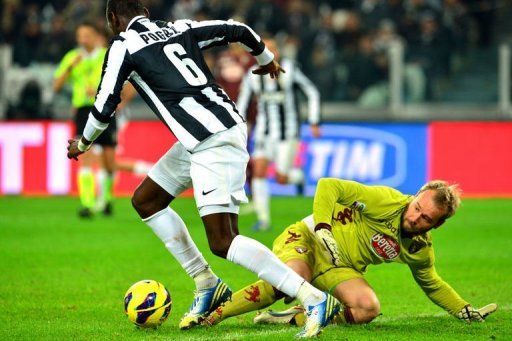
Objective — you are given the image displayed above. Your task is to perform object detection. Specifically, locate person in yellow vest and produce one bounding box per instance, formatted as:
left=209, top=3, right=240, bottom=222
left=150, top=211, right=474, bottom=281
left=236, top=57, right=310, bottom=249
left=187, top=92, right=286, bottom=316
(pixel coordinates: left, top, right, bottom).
left=204, top=178, right=497, bottom=327
left=54, top=22, right=117, bottom=218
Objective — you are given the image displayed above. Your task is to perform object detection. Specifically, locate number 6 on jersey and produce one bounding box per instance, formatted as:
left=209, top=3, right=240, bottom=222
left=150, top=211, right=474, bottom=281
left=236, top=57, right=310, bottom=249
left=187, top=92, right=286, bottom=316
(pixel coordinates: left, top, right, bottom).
left=164, top=43, right=207, bottom=86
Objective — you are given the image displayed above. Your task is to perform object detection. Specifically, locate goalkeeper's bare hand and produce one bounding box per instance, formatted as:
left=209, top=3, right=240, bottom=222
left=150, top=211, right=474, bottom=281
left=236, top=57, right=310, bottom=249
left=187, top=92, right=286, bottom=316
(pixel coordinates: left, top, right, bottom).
left=314, top=225, right=342, bottom=266
left=456, top=304, right=497, bottom=323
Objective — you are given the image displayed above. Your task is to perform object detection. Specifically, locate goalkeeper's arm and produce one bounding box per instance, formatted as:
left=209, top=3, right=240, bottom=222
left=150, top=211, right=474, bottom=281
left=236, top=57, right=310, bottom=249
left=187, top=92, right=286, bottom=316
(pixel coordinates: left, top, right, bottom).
left=410, top=263, right=497, bottom=322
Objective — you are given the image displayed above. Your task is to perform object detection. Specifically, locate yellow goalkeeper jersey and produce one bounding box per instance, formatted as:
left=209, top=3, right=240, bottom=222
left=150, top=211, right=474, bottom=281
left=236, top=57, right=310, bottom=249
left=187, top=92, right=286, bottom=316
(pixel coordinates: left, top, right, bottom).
left=311, top=178, right=467, bottom=315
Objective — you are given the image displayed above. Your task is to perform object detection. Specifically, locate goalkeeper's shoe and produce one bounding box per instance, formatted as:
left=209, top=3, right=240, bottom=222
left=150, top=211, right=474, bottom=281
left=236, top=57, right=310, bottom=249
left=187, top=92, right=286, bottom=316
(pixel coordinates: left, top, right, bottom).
left=296, top=293, right=341, bottom=338
left=456, top=303, right=498, bottom=323
left=179, top=279, right=232, bottom=330
left=254, top=305, right=306, bottom=326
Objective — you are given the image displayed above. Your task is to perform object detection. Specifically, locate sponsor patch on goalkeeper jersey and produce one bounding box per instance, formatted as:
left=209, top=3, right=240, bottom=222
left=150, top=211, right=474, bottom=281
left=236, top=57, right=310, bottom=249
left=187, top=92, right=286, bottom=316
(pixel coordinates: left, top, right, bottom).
left=370, top=233, right=400, bottom=260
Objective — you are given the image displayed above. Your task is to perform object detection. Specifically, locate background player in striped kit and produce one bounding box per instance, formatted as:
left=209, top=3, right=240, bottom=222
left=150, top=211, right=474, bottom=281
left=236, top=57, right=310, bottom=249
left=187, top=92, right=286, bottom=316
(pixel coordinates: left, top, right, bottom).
left=67, top=0, right=340, bottom=337
left=237, top=38, right=321, bottom=231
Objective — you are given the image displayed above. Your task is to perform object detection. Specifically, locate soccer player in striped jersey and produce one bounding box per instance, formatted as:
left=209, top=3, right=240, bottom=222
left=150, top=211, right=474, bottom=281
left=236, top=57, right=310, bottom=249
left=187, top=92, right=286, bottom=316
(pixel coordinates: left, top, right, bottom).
left=66, top=0, right=339, bottom=337
left=204, top=178, right=497, bottom=327
left=237, top=38, right=321, bottom=231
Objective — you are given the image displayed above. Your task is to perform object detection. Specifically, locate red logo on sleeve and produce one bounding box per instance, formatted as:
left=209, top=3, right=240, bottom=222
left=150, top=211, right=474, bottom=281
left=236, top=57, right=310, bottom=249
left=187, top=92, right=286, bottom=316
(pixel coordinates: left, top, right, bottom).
left=370, top=233, right=400, bottom=260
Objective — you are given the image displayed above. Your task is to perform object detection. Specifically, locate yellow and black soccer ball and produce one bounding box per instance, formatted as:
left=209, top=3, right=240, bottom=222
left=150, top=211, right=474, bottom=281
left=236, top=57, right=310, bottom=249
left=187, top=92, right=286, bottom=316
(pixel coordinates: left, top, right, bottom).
left=123, top=280, right=172, bottom=328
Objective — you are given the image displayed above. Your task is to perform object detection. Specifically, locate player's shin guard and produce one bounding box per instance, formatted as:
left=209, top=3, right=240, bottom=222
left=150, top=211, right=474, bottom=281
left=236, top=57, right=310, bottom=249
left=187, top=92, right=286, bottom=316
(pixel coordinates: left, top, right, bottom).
left=78, top=167, right=95, bottom=208
left=227, top=235, right=324, bottom=304
left=204, top=280, right=277, bottom=326
left=144, top=207, right=218, bottom=289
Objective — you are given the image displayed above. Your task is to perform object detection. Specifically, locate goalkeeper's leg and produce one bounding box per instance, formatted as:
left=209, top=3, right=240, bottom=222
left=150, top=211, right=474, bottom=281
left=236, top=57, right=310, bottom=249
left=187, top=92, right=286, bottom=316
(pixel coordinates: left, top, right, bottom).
left=204, top=259, right=313, bottom=326
left=254, top=277, right=380, bottom=326
left=331, top=277, right=380, bottom=324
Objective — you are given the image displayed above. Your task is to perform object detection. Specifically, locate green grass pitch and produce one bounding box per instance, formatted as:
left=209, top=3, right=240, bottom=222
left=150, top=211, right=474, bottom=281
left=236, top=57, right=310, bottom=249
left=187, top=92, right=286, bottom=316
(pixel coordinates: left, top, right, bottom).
left=0, top=196, right=510, bottom=340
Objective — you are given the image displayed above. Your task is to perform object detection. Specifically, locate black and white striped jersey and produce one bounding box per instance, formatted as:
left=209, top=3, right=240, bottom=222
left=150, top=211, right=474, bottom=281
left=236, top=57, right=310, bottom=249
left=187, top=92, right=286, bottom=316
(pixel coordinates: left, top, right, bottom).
left=91, top=16, right=274, bottom=151
left=236, top=58, right=320, bottom=142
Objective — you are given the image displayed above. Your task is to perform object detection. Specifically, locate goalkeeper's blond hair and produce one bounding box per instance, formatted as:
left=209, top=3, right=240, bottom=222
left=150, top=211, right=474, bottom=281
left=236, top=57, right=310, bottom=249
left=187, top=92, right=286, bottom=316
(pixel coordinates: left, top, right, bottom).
left=418, top=180, right=462, bottom=226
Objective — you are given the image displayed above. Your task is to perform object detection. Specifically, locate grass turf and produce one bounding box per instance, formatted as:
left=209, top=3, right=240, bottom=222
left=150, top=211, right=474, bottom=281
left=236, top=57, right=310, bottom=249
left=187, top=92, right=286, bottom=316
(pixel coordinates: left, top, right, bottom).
left=0, top=196, right=510, bottom=340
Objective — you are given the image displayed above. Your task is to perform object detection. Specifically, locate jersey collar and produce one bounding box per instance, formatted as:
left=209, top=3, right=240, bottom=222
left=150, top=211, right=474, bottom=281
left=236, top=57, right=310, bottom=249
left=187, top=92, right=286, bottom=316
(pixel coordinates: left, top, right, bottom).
left=126, top=15, right=147, bottom=30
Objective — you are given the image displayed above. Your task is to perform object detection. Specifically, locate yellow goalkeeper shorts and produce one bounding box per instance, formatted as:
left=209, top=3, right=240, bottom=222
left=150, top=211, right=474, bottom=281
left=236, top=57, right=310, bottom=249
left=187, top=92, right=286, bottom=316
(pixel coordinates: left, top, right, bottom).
left=272, top=220, right=363, bottom=294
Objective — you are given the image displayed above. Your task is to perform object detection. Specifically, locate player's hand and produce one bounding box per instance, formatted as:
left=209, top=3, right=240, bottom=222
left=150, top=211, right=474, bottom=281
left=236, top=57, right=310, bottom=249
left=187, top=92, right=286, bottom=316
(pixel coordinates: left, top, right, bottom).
left=311, top=124, right=321, bottom=138
left=456, top=304, right=497, bottom=323
left=314, top=225, right=342, bottom=267
left=67, top=138, right=85, bottom=161
left=252, top=60, right=285, bottom=79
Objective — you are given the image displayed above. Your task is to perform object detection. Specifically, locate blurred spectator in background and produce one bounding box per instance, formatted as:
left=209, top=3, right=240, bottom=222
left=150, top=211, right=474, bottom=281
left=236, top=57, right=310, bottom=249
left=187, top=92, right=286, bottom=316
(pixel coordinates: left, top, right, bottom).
left=0, top=0, right=507, bottom=106
left=246, top=0, right=286, bottom=35
left=12, top=3, right=42, bottom=67
left=442, top=0, right=470, bottom=56
left=467, top=0, right=497, bottom=47
left=345, top=34, right=388, bottom=106
left=407, top=12, right=452, bottom=99
left=1, top=0, right=25, bottom=44
left=37, top=15, right=74, bottom=63
left=61, top=0, right=103, bottom=25
left=171, top=0, right=202, bottom=20
left=375, top=19, right=426, bottom=102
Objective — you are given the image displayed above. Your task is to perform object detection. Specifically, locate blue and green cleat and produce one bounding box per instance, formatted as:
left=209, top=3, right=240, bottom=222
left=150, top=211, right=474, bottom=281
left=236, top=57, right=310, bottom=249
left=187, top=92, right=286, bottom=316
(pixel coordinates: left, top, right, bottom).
left=179, top=279, right=232, bottom=330
left=296, top=293, right=341, bottom=338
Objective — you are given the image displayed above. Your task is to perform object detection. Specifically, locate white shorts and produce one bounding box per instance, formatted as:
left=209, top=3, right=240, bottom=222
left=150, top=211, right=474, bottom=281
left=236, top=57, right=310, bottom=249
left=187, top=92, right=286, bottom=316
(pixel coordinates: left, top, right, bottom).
left=148, top=123, right=249, bottom=216
left=252, top=138, right=299, bottom=174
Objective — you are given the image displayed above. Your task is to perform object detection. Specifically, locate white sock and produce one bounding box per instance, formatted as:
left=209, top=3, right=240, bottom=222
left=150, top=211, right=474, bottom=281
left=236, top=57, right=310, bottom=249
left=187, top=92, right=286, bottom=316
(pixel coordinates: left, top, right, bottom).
left=288, top=168, right=304, bottom=184
left=193, top=267, right=218, bottom=290
left=227, top=235, right=325, bottom=305
left=297, top=281, right=326, bottom=307
left=133, top=161, right=153, bottom=176
left=144, top=207, right=218, bottom=289
left=252, top=177, right=270, bottom=224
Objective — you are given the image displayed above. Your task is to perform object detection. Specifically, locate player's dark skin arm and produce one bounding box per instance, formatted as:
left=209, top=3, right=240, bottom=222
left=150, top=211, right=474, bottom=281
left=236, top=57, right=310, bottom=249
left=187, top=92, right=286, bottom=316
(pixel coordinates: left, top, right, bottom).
left=132, top=177, right=239, bottom=258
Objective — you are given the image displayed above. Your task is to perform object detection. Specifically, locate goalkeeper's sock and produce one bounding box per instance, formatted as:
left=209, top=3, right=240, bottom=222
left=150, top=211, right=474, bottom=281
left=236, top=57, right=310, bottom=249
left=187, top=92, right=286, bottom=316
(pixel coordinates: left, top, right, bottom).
left=144, top=207, right=216, bottom=283
left=206, top=280, right=277, bottom=325
left=252, top=177, right=270, bottom=225
left=78, top=167, right=95, bottom=208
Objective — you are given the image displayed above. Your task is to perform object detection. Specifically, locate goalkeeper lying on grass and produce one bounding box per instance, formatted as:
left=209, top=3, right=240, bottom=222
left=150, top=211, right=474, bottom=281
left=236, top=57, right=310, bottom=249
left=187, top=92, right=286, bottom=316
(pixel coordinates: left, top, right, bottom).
left=204, top=178, right=497, bottom=327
